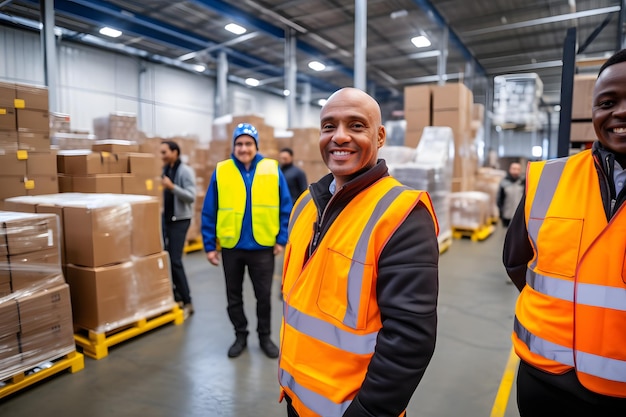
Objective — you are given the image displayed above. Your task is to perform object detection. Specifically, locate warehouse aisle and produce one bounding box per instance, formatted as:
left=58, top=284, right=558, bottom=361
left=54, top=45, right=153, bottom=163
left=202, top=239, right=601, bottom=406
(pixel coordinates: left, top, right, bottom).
left=0, top=226, right=522, bottom=417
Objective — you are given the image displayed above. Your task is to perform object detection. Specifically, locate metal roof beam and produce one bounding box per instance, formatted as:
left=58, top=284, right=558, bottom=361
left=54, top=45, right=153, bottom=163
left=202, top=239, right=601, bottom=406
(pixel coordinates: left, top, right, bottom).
left=463, top=6, right=621, bottom=37
left=410, top=0, right=486, bottom=75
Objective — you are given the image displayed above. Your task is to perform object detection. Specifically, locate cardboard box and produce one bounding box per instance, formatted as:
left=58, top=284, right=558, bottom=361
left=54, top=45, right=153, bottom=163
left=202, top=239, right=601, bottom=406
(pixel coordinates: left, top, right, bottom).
left=34, top=204, right=66, bottom=265
left=0, top=82, right=16, bottom=109
left=18, top=132, right=50, bottom=151
left=290, top=128, right=322, bottom=162
left=20, top=317, right=74, bottom=366
left=57, top=175, right=73, bottom=193
left=133, top=252, right=174, bottom=310
left=432, top=83, right=472, bottom=111
left=433, top=110, right=470, bottom=140
left=0, top=299, right=19, bottom=337
left=570, top=121, right=596, bottom=142
left=9, top=247, right=63, bottom=292
left=28, top=175, right=59, bottom=196
left=63, top=204, right=132, bottom=267
left=17, top=109, right=49, bottom=132
left=92, top=140, right=140, bottom=153
left=122, top=175, right=159, bottom=197
left=0, top=177, right=27, bottom=200
left=65, top=262, right=135, bottom=331
left=130, top=199, right=162, bottom=257
left=572, top=74, right=596, bottom=120
left=15, top=84, right=49, bottom=111
left=71, top=174, right=123, bottom=194
left=405, top=109, right=430, bottom=135
left=472, top=103, right=485, bottom=123
left=17, top=284, right=71, bottom=335
left=0, top=151, right=27, bottom=176
left=405, top=128, right=426, bottom=148
left=57, top=151, right=107, bottom=175
left=128, top=153, right=159, bottom=176
left=106, top=153, right=129, bottom=174
left=404, top=85, right=432, bottom=111
left=0, top=334, right=19, bottom=365
left=0, top=256, right=10, bottom=297
left=0, top=212, right=58, bottom=256
left=0, top=131, right=18, bottom=148
left=26, top=151, right=57, bottom=176
left=0, top=107, right=17, bottom=131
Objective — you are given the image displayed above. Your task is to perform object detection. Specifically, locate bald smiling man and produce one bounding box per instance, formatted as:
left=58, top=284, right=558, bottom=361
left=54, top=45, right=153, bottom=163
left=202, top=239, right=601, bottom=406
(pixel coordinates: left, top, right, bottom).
left=278, top=88, right=440, bottom=417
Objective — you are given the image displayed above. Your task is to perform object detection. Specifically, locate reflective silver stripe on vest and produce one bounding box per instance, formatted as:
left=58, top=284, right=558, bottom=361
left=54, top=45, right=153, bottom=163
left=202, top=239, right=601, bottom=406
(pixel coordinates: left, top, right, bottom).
left=527, top=270, right=626, bottom=311
left=514, top=316, right=575, bottom=366
left=280, top=368, right=350, bottom=417
left=528, top=158, right=567, bottom=270
left=288, top=193, right=312, bottom=236
left=576, top=350, right=626, bottom=383
left=516, top=317, right=626, bottom=382
left=285, top=305, right=377, bottom=355
left=344, top=186, right=412, bottom=328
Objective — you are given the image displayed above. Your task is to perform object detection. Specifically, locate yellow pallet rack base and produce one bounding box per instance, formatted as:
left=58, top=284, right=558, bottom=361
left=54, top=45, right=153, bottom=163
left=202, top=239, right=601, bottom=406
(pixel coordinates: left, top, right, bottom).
left=74, top=306, right=185, bottom=360
left=0, top=351, right=85, bottom=399
left=183, top=238, right=204, bottom=253
left=452, top=224, right=495, bottom=242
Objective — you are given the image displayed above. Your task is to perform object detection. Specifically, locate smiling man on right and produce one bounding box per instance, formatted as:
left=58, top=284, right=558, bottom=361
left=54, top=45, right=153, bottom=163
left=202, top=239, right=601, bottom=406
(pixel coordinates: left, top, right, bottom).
left=503, top=49, right=626, bottom=416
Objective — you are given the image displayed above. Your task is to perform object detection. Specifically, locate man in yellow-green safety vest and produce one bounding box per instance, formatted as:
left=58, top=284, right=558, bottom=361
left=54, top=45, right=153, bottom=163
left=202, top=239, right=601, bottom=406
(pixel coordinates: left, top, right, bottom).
left=201, top=123, right=293, bottom=359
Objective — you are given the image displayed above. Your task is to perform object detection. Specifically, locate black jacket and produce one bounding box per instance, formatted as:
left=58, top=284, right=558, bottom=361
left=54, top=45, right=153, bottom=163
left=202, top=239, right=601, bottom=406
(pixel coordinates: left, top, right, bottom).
left=306, top=160, right=439, bottom=417
left=281, top=163, right=308, bottom=203
left=503, top=141, right=626, bottom=402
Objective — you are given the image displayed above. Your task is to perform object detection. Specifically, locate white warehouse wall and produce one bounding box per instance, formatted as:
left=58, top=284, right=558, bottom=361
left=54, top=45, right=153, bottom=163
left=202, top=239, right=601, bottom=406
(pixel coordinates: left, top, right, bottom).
left=0, top=26, right=322, bottom=142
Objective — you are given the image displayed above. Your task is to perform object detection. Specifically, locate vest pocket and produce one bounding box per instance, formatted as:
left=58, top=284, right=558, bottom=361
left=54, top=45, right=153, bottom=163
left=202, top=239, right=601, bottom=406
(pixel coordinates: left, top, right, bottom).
left=317, top=248, right=373, bottom=330
left=531, top=217, right=583, bottom=278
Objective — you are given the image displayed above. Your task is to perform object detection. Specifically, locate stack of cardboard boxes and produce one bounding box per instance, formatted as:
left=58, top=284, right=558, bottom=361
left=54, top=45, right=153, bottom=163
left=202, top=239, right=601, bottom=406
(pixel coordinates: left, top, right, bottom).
left=474, top=167, right=507, bottom=222
left=285, top=128, right=329, bottom=183
left=0, top=83, right=58, bottom=200
left=3, top=194, right=175, bottom=333
left=404, top=83, right=478, bottom=192
left=56, top=140, right=161, bottom=197
left=0, top=211, right=75, bottom=381
left=570, top=74, right=597, bottom=143
left=449, top=191, right=491, bottom=230
left=93, top=112, right=139, bottom=141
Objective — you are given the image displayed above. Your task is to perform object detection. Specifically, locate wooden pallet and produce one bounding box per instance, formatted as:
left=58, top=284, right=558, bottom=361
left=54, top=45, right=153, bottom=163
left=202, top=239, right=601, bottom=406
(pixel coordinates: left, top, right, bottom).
left=74, top=306, right=184, bottom=360
left=183, top=238, right=204, bottom=253
left=0, top=351, right=84, bottom=399
left=452, top=224, right=495, bottom=242
left=438, top=230, right=453, bottom=254
left=487, top=216, right=500, bottom=225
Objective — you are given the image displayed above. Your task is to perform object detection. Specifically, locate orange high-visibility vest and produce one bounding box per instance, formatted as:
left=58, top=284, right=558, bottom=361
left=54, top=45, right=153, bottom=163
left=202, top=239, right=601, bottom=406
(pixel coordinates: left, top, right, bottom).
left=279, top=176, right=438, bottom=417
left=514, top=150, right=626, bottom=397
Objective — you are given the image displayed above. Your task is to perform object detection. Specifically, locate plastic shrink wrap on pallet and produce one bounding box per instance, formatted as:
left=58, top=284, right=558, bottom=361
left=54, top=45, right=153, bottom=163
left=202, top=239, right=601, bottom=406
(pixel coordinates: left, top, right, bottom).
left=2, top=193, right=176, bottom=335
left=0, top=211, right=74, bottom=382
left=449, top=191, right=491, bottom=230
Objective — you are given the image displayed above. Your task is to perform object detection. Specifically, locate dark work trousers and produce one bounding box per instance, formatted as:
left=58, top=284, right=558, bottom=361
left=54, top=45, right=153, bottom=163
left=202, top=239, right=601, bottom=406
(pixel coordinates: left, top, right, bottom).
left=517, top=361, right=626, bottom=417
left=162, top=218, right=192, bottom=305
left=221, top=248, right=275, bottom=337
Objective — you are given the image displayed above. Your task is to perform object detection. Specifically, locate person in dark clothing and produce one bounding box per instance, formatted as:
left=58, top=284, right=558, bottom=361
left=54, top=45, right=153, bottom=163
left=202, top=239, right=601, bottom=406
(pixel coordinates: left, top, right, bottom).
left=278, top=148, right=308, bottom=202
left=161, top=141, right=196, bottom=319
left=503, top=49, right=626, bottom=416
left=279, top=88, right=439, bottom=417
left=496, top=162, right=524, bottom=227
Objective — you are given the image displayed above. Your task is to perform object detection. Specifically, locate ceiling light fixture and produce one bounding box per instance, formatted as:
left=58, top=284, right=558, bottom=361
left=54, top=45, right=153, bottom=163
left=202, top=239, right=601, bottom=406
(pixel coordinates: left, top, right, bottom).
left=99, top=27, right=122, bottom=38
left=225, top=23, right=247, bottom=35
left=308, top=61, right=326, bottom=71
left=245, top=78, right=260, bottom=87
left=283, top=90, right=291, bottom=96
left=193, top=64, right=206, bottom=72
left=532, top=146, right=543, bottom=158
left=317, top=99, right=327, bottom=106
left=411, top=35, right=431, bottom=48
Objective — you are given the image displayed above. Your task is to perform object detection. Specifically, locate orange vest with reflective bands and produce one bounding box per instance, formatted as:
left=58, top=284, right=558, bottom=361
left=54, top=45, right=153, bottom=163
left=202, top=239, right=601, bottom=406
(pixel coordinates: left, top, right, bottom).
left=515, top=150, right=626, bottom=398
left=278, top=176, right=438, bottom=417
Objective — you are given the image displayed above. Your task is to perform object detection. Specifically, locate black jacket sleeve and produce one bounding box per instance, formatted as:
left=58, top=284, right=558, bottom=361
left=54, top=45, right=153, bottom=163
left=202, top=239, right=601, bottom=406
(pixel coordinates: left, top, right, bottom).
left=502, top=194, right=533, bottom=291
left=343, top=202, right=439, bottom=417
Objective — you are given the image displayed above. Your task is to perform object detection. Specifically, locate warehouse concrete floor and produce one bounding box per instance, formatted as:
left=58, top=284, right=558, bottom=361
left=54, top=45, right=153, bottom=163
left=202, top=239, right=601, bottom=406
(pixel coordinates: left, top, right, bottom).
left=0, top=225, right=521, bottom=417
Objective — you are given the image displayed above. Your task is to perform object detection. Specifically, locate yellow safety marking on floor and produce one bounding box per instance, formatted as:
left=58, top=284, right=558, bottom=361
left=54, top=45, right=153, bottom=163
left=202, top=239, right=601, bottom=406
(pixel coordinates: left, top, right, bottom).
left=490, top=346, right=519, bottom=417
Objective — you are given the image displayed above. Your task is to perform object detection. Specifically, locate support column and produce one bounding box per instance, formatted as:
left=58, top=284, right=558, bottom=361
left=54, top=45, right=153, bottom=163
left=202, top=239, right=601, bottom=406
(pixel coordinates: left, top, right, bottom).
left=40, top=0, right=58, bottom=111
left=285, top=28, right=297, bottom=128
left=557, top=27, right=576, bottom=158
left=302, top=83, right=311, bottom=127
left=216, top=51, right=228, bottom=117
left=354, top=0, right=367, bottom=90
left=437, top=26, right=449, bottom=86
